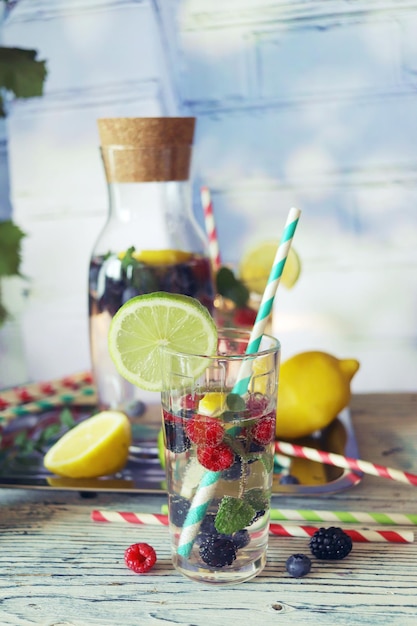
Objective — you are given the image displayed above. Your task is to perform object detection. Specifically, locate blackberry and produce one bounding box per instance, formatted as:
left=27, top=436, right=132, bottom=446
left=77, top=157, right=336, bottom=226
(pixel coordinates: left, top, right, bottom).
left=232, top=529, right=250, bottom=550
left=169, top=495, right=191, bottom=527
left=199, top=535, right=237, bottom=568
left=286, top=554, right=312, bottom=578
left=309, top=527, right=353, bottom=560
left=249, top=509, right=265, bottom=525
left=163, top=420, right=191, bottom=453
left=196, top=513, right=220, bottom=545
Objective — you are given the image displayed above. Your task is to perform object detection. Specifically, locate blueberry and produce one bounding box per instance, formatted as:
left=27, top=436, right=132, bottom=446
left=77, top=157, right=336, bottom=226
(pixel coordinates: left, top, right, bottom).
left=121, top=286, right=140, bottom=304
left=286, top=554, right=312, bottom=578
left=163, top=420, right=191, bottom=453
left=232, top=529, right=250, bottom=549
left=161, top=264, right=197, bottom=296
left=169, top=494, right=191, bottom=527
left=222, top=456, right=246, bottom=481
left=279, top=473, right=300, bottom=485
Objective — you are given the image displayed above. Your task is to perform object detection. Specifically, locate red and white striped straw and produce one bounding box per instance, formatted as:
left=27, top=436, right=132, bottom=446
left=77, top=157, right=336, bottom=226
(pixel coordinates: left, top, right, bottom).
left=275, top=440, right=417, bottom=487
left=201, top=186, right=222, bottom=271
left=90, top=510, right=413, bottom=543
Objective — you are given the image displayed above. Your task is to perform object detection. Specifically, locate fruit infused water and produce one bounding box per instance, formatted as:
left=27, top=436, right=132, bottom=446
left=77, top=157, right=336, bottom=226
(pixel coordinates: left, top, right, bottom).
left=89, top=249, right=214, bottom=412
left=160, top=329, right=280, bottom=585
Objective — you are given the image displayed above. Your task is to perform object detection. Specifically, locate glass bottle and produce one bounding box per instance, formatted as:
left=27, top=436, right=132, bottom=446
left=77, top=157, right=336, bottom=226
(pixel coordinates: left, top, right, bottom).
left=88, top=117, right=215, bottom=416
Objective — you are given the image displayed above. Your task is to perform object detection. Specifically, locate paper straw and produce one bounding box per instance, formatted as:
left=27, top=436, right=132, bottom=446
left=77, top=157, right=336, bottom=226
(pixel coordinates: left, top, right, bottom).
left=275, top=440, right=417, bottom=487
left=177, top=208, right=301, bottom=558
left=90, top=510, right=413, bottom=544
left=201, top=186, right=221, bottom=271
left=160, top=504, right=417, bottom=527
left=0, top=372, right=96, bottom=424
left=269, top=508, right=417, bottom=526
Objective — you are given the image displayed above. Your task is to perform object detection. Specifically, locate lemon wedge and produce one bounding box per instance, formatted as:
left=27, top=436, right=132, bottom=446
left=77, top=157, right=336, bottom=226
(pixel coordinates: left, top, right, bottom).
left=43, top=411, right=131, bottom=478
left=118, top=249, right=192, bottom=265
left=239, top=241, right=301, bottom=294
left=198, top=392, right=228, bottom=416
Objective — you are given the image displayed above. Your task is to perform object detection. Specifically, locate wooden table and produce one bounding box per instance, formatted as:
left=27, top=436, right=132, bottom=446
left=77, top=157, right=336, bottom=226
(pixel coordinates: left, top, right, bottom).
left=1, top=393, right=417, bottom=626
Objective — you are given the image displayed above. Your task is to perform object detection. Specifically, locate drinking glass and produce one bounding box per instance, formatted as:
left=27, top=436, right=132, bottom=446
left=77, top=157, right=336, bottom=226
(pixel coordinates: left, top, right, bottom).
left=160, top=329, right=280, bottom=584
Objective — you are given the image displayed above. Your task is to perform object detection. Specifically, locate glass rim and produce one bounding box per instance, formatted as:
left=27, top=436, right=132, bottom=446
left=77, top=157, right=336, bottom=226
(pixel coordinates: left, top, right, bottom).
left=161, top=327, right=281, bottom=361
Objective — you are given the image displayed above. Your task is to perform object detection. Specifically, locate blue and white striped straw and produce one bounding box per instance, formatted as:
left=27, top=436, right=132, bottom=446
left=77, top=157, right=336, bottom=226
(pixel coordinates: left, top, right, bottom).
left=176, top=207, right=301, bottom=558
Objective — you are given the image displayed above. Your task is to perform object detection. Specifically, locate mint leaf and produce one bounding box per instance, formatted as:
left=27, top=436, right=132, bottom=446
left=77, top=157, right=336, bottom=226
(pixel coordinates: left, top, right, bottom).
left=60, top=408, right=75, bottom=429
left=226, top=393, right=246, bottom=412
left=0, top=220, right=26, bottom=277
left=261, top=452, right=274, bottom=473
left=0, top=47, right=47, bottom=100
left=120, top=246, right=136, bottom=272
left=216, top=266, right=249, bottom=307
left=244, top=488, right=269, bottom=512
left=215, top=496, right=255, bottom=534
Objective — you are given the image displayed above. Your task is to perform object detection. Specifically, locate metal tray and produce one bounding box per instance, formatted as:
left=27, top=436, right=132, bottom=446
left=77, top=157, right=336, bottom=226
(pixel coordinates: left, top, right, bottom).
left=0, top=398, right=362, bottom=495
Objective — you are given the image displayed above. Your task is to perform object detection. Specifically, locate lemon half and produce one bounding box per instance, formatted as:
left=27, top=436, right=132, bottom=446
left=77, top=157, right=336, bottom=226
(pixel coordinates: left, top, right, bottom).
left=43, top=411, right=131, bottom=478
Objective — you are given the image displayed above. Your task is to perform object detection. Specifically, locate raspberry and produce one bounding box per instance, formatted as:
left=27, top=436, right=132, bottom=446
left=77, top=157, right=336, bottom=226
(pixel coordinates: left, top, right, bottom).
left=233, top=306, right=257, bottom=328
left=246, top=393, right=269, bottom=417
left=286, top=554, right=312, bottom=578
left=197, top=443, right=234, bottom=471
left=309, top=527, right=353, bottom=560
left=199, top=535, right=237, bottom=567
left=169, top=494, right=191, bottom=527
left=124, top=543, right=157, bottom=574
left=186, top=415, right=224, bottom=447
left=251, top=413, right=275, bottom=445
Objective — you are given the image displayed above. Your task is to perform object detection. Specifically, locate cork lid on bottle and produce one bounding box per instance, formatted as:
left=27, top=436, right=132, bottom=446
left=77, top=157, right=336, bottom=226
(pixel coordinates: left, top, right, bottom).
left=97, top=117, right=196, bottom=183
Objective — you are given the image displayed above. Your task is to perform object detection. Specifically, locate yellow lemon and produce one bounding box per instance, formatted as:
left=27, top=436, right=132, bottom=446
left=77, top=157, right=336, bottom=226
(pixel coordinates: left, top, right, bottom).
left=198, top=392, right=228, bottom=416
left=276, top=351, right=360, bottom=439
left=119, top=249, right=192, bottom=265
left=239, top=241, right=301, bottom=295
left=43, top=411, right=131, bottom=478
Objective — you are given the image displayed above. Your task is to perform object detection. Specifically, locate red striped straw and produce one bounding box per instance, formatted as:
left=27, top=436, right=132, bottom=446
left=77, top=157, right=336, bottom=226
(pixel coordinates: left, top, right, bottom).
left=201, top=186, right=222, bottom=271
left=90, top=510, right=413, bottom=543
left=275, top=440, right=417, bottom=487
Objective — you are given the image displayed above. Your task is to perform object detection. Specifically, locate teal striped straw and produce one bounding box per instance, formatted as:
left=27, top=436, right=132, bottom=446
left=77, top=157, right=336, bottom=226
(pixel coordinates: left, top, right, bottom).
left=176, top=207, right=301, bottom=558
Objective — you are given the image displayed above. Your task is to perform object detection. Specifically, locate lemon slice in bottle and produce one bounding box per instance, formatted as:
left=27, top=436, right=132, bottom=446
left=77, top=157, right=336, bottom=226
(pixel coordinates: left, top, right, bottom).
left=43, top=410, right=131, bottom=478
left=108, top=292, right=218, bottom=392
left=239, top=241, right=301, bottom=294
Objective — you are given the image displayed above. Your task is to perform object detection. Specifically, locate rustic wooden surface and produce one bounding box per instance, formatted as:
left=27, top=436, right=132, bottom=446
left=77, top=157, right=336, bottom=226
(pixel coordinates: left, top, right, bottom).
left=1, top=393, right=417, bottom=626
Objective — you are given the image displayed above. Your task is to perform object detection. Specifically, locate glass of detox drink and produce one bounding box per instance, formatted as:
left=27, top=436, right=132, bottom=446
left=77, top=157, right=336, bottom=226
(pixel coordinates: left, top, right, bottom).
left=160, top=329, right=280, bottom=585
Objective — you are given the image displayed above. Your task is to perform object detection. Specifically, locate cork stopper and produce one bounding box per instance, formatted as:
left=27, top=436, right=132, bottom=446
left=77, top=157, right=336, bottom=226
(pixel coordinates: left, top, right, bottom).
left=97, top=117, right=196, bottom=183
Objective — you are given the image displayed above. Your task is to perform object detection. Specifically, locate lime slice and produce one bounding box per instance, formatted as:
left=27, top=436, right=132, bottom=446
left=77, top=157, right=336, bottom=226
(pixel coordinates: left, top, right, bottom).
left=108, top=292, right=218, bottom=392
left=43, top=411, right=131, bottom=478
left=239, top=242, right=301, bottom=294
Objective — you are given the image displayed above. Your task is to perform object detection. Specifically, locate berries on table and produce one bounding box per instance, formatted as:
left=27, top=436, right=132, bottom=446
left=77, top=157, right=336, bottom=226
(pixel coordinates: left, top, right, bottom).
left=124, top=543, right=157, bottom=574
left=199, top=534, right=237, bottom=567
left=197, top=443, right=235, bottom=471
left=309, top=527, right=353, bottom=560
left=286, top=553, right=312, bottom=578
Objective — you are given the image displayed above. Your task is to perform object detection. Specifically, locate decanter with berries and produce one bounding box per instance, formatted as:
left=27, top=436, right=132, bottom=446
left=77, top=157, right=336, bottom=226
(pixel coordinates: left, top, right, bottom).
left=88, top=117, right=215, bottom=415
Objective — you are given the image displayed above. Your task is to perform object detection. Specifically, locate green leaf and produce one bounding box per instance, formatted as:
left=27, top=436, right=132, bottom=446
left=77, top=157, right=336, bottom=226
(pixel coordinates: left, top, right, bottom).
left=214, top=496, right=255, bottom=534
left=120, top=246, right=136, bottom=272
left=244, top=488, right=269, bottom=512
left=0, top=220, right=26, bottom=277
left=59, top=408, right=76, bottom=429
left=216, top=266, right=249, bottom=307
left=226, top=393, right=246, bottom=412
left=0, top=47, right=47, bottom=100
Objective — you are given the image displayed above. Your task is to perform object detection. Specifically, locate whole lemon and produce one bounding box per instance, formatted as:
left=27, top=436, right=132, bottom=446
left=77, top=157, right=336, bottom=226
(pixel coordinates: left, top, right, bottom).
left=276, top=351, right=360, bottom=439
